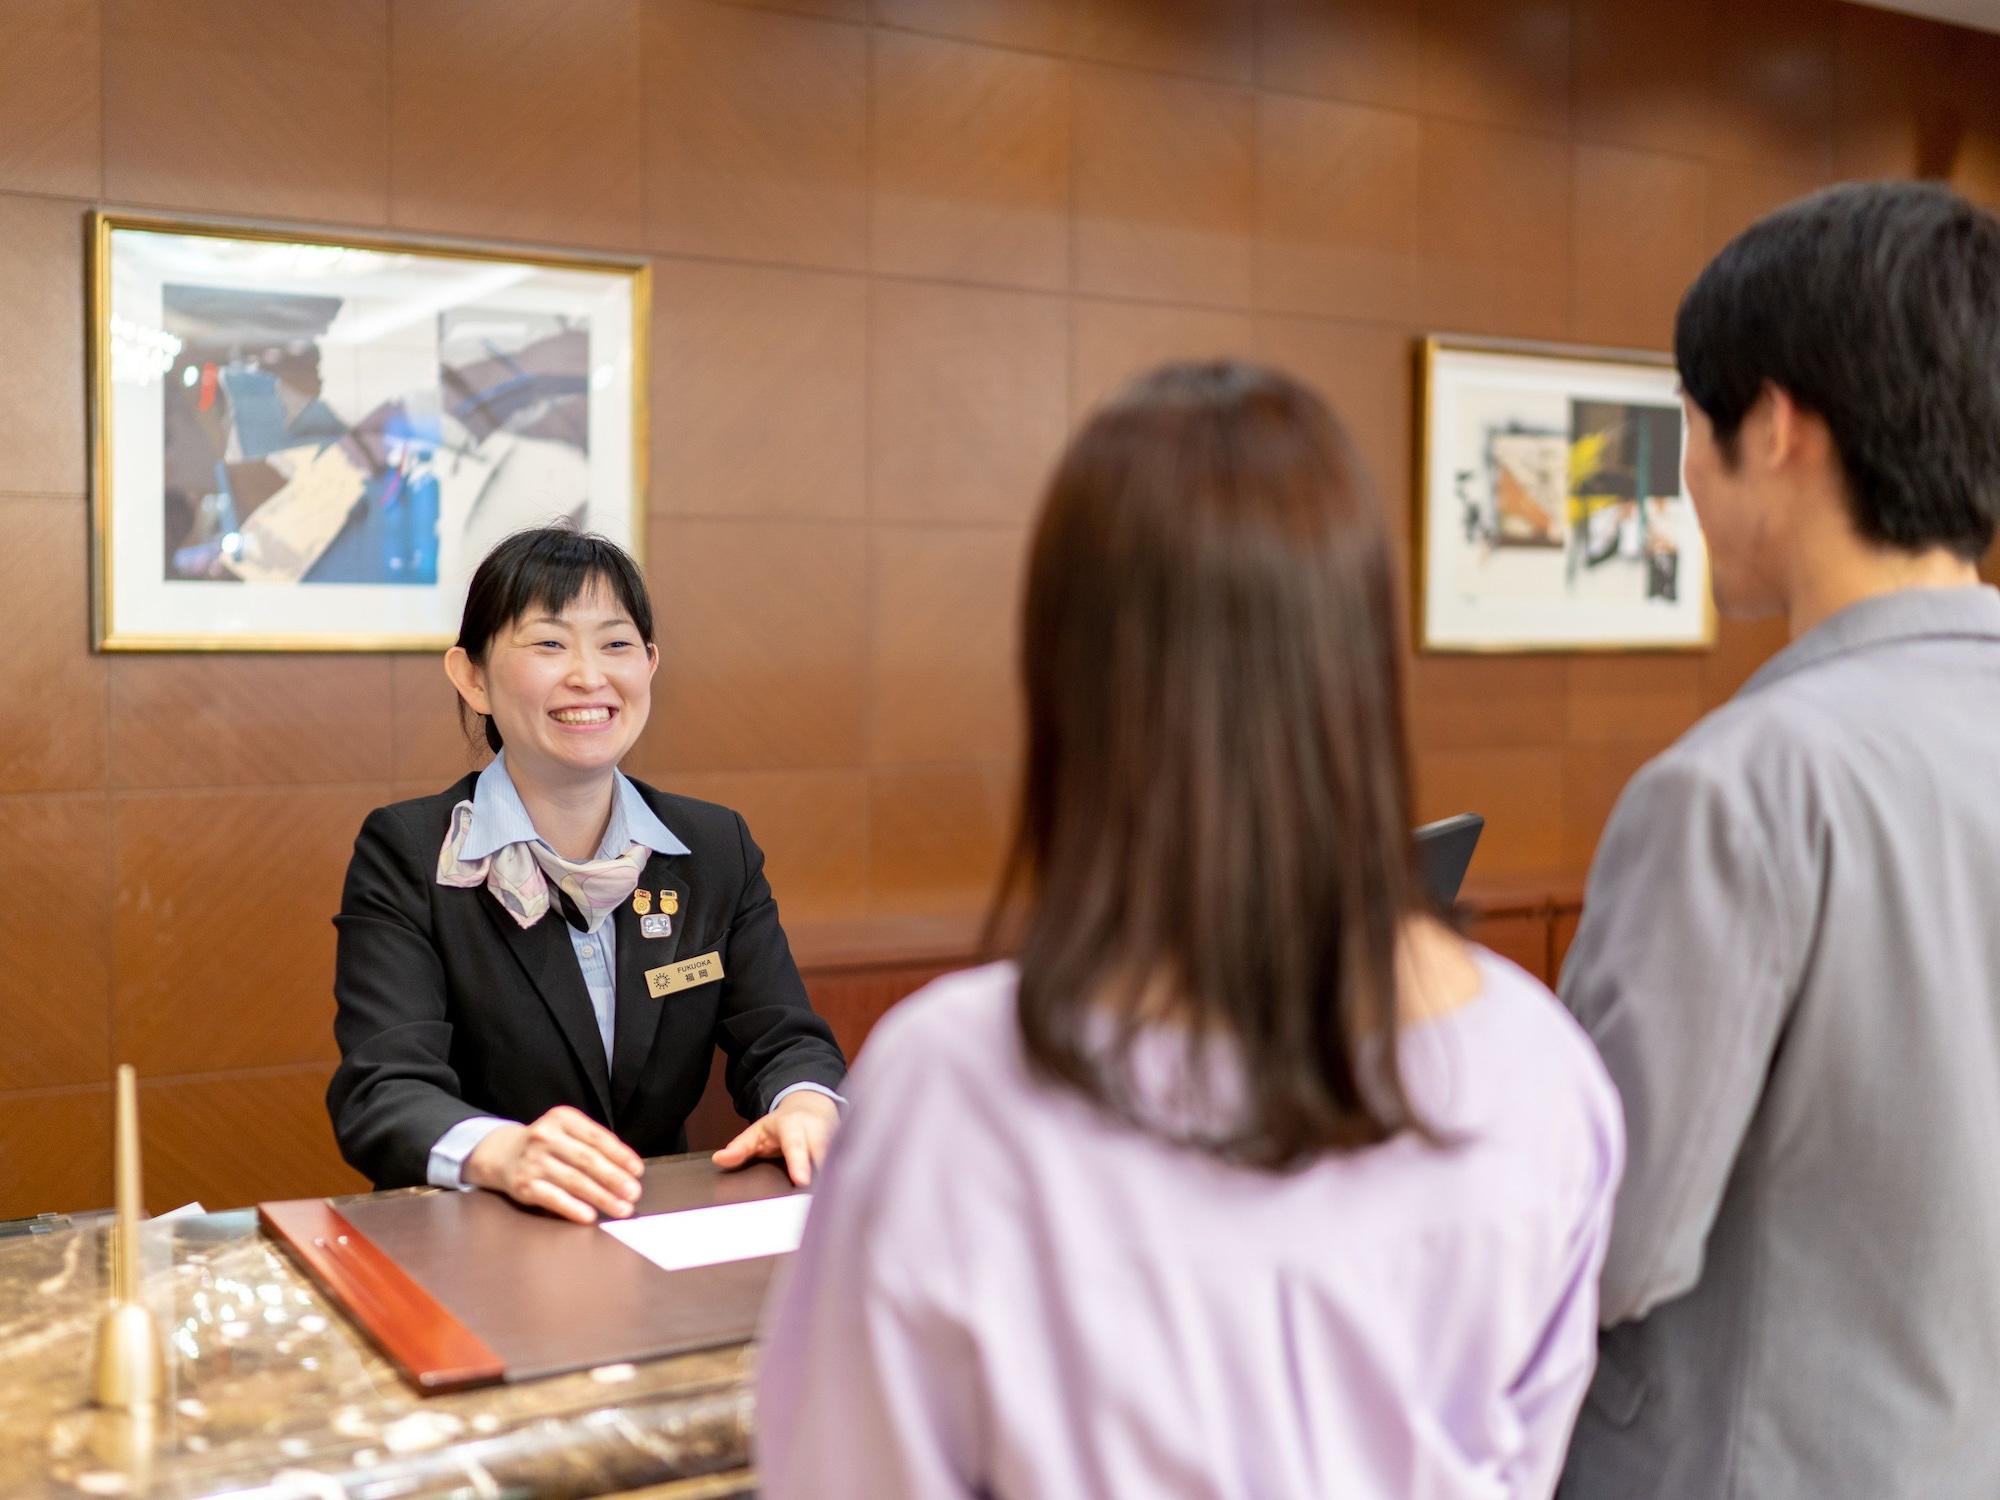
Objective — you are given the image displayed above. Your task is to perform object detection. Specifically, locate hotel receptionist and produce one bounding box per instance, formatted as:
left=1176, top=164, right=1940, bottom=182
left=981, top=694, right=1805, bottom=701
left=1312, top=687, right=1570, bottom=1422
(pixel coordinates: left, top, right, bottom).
left=327, top=527, right=847, bottom=1223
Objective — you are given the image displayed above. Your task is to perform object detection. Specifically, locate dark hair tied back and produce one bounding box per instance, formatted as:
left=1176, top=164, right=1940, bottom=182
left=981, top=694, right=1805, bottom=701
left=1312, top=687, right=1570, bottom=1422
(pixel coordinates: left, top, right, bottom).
left=453, top=526, right=656, bottom=755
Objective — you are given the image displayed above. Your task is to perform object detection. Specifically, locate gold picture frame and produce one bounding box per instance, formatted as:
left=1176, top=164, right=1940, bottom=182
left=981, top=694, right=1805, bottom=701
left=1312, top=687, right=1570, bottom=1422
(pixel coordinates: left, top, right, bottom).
left=90, top=211, right=650, bottom=651
left=1414, top=334, right=1717, bottom=654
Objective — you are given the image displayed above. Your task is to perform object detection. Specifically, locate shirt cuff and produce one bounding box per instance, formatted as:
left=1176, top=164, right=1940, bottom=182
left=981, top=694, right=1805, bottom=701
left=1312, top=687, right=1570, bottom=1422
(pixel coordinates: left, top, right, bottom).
left=426, top=1116, right=515, bottom=1191
left=770, top=1081, right=847, bottom=1115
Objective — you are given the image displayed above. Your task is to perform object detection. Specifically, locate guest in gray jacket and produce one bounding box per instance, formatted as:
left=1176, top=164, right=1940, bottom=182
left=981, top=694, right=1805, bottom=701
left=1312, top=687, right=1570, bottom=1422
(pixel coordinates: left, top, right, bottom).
left=1558, top=180, right=2000, bottom=1500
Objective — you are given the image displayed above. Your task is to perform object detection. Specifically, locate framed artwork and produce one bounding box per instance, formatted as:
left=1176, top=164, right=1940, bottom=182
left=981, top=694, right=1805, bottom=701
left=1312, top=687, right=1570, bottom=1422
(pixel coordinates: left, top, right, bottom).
left=91, top=213, right=648, bottom=651
left=1415, top=336, right=1715, bottom=653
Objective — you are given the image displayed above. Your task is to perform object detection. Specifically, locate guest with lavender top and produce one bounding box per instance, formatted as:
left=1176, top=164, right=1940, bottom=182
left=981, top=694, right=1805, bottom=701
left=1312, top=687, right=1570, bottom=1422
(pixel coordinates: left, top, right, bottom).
left=756, top=363, right=1625, bottom=1499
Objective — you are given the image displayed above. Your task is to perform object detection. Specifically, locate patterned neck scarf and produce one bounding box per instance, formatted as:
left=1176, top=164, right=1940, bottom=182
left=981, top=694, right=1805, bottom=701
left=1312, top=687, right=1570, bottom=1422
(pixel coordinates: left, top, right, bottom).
left=435, top=799, right=647, bottom=934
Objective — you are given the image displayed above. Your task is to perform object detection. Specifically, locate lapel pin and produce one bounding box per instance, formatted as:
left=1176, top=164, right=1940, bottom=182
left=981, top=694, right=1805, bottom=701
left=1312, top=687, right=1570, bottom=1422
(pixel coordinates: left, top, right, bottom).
left=661, top=889, right=680, bottom=916
left=640, top=912, right=673, bottom=940
left=632, top=889, right=652, bottom=916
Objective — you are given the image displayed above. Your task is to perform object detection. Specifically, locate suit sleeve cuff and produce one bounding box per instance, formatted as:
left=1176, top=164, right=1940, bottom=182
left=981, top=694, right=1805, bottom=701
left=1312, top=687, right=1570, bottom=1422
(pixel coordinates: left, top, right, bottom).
left=426, top=1116, right=514, bottom=1190
left=769, top=1081, right=847, bottom=1115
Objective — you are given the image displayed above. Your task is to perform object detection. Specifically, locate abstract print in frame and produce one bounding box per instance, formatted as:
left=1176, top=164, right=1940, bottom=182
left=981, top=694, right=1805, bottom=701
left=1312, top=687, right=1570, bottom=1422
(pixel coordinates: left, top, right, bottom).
left=1416, top=337, right=1714, bottom=653
left=92, top=213, right=647, bottom=650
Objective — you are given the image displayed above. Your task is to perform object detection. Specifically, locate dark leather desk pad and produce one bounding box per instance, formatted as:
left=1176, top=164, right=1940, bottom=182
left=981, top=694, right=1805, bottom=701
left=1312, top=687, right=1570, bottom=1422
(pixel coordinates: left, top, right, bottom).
left=335, top=1155, right=799, bottom=1384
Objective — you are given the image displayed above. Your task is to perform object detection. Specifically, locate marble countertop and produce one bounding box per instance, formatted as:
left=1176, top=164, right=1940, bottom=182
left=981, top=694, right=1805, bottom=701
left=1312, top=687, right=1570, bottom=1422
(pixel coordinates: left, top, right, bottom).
left=0, top=1193, right=759, bottom=1499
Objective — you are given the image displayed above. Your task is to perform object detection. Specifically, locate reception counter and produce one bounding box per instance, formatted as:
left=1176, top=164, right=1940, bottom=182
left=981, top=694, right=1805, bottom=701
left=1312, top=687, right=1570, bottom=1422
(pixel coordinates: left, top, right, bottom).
left=0, top=1178, right=761, bottom=1499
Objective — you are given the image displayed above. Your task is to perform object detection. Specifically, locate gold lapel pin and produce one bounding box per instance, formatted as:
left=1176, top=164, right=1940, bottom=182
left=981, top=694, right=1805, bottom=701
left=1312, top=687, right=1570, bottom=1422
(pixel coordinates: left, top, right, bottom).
left=661, top=889, right=680, bottom=916
left=632, top=889, right=652, bottom=916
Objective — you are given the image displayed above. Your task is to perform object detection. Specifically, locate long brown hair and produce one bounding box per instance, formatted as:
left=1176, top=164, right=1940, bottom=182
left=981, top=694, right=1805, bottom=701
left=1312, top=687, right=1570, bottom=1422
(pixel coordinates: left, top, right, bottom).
left=992, top=362, right=1431, bottom=1170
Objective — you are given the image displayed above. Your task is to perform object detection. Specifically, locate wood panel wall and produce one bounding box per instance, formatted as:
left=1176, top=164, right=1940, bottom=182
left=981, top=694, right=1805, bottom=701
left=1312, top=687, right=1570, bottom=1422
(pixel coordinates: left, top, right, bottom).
left=3, top=0, right=1998, bottom=1217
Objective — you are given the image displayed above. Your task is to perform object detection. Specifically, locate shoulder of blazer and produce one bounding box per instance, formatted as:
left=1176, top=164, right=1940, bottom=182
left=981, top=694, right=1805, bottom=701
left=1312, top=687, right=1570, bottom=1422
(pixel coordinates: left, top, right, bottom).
left=359, top=773, right=481, bottom=863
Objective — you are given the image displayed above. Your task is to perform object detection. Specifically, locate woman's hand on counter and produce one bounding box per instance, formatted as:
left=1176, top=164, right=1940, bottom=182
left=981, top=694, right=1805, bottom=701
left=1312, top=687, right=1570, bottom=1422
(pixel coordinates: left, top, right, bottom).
left=464, top=1105, right=645, bottom=1224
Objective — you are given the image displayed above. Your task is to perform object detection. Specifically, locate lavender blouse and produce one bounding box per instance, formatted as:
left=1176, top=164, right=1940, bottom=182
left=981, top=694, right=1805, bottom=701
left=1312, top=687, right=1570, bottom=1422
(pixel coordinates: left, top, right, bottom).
left=757, top=952, right=1622, bottom=1500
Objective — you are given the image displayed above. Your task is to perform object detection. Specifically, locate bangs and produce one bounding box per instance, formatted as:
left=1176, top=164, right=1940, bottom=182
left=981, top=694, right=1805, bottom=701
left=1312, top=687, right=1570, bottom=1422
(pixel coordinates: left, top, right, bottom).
left=458, top=527, right=656, bottom=657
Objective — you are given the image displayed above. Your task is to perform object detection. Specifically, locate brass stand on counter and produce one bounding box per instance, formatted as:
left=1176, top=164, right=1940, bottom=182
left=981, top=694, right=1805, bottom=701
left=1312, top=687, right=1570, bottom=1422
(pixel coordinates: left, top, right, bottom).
left=90, top=1065, right=166, bottom=1410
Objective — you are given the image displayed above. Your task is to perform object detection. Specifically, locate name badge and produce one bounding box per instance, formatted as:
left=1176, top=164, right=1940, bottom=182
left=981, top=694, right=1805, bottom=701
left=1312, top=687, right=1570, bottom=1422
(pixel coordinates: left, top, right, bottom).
left=646, top=951, right=723, bottom=999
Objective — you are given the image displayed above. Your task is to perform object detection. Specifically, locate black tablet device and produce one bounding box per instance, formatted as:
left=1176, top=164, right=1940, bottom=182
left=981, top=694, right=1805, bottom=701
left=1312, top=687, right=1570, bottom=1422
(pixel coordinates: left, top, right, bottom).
left=1414, top=813, right=1484, bottom=907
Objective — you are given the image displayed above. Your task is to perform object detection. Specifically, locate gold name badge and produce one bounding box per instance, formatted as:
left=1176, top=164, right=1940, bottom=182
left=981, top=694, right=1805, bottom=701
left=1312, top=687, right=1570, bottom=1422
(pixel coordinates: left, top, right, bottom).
left=645, top=951, right=723, bottom=999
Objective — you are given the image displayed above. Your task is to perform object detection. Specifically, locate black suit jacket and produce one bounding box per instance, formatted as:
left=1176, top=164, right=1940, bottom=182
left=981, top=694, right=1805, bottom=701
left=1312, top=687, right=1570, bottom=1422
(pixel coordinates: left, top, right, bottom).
left=327, top=773, right=847, bottom=1189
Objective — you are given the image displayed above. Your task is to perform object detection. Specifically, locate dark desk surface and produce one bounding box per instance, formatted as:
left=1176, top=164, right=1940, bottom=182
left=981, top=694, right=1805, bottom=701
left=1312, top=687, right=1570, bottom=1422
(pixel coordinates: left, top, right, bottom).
left=0, top=1158, right=760, bottom=1499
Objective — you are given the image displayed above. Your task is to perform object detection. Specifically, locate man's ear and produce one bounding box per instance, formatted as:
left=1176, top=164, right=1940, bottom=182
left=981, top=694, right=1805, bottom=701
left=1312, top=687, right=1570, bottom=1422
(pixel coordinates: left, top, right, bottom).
left=444, top=647, right=489, bottom=715
left=1761, top=382, right=1844, bottom=489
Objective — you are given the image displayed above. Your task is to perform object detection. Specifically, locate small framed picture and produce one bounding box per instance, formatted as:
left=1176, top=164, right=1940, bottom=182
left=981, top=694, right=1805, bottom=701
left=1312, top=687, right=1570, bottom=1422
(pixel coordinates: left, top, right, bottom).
left=1415, top=336, right=1715, bottom=653
left=90, top=212, right=648, bottom=651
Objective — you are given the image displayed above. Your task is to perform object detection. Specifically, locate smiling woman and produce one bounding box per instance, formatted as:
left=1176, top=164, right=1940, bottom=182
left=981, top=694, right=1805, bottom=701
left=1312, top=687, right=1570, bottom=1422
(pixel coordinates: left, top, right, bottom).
left=327, top=527, right=848, bottom=1223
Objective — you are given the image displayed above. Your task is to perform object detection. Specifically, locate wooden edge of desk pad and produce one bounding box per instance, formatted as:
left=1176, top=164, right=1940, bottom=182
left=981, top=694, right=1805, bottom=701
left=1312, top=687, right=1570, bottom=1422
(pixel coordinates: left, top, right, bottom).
left=259, top=1198, right=507, bottom=1392
left=268, top=1158, right=801, bottom=1393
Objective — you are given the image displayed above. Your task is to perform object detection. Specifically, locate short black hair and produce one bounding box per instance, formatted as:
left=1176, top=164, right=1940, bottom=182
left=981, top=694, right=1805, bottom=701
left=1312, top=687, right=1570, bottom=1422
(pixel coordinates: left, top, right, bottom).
left=1675, top=180, right=2000, bottom=561
left=453, top=526, right=655, bottom=754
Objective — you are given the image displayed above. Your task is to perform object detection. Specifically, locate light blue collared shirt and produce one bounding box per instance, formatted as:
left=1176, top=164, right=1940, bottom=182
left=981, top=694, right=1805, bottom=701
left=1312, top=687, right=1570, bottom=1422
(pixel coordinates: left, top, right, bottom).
left=428, top=754, right=838, bottom=1189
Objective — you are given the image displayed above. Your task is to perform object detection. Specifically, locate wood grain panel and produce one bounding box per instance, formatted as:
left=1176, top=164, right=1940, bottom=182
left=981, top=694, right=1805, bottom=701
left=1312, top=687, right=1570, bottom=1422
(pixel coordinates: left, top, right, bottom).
left=1254, top=0, right=1426, bottom=113
left=869, top=280, right=1068, bottom=524
left=109, top=656, right=393, bottom=789
left=0, top=498, right=105, bottom=792
left=870, top=527, right=1026, bottom=765
left=144, top=1065, right=366, bottom=1212
left=1418, top=120, right=1571, bottom=342
left=636, top=520, right=867, bottom=772
left=1074, top=0, right=1255, bottom=84
left=871, top=31, right=1070, bottom=291
left=1251, top=317, right=1414, bottom=527
left=1831, top=4, right=1956, bottom=180
left=1573, top=0, right=1714, bottom=159
left=1074, top=65, right=1255, bottom=307
left=867, top=764, right=1014, bottom=917
left=1565, top=655, right=1704, bottom=747
left=0, top=1086, right=111, bottom=1219
left=1419, top=0, right=1572, bottom=137
left=652, top=770, right=868, bottom=924
left=1560, top=740, right=1659, bottom=871
left=1551, top=905, right=1582, bottom=986
left=651, top=259, right=867, bottom=520
left=1707, top=0, right=1837, bottom=179
left=114, top=788, right=385, bottom=1076
left=806, top=962, right=961, bottom=1056
left=711, top=0, right=864, bottom=18
left=1415, top=747, right=1564, bottom=876
left=103, top=0, right=388, bottom=222
left=1408, top=655, right=1567, bottom=752
left=0, top=796, right=112, bottom=1091
left=391, top=654, right=486, bottom=788
left=1953, top=29, right=2000, bottom=191
left=392, top=0, right=642, bottom=245
left=1703, top=161, right=1823, bottom=256
left=643, top=0, right=867, bottom=268
left=873, top=0, right=1073, bottom=53
left=1570, top=145, right=1707, bottom=352
left=0, top=194, right=86, bottom=498
left=1071, top=300, right=1256, bottom=423
left=1255, top=94, right=1421, bottom=323
left=1462, top=911, right=1551, bottom=985
left=0, top=0, right=100, bottom=197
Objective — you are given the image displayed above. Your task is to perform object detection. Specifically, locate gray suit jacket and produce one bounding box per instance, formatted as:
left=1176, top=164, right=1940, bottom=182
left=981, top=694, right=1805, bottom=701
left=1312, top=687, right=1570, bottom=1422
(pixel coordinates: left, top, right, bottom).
left=1558, top=586, right=2000, bottom=1500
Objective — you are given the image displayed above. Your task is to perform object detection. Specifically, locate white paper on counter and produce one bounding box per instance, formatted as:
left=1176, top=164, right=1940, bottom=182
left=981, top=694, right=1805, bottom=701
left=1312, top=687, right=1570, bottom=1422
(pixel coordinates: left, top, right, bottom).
left=599, top=1194, right=811, bottom=1273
